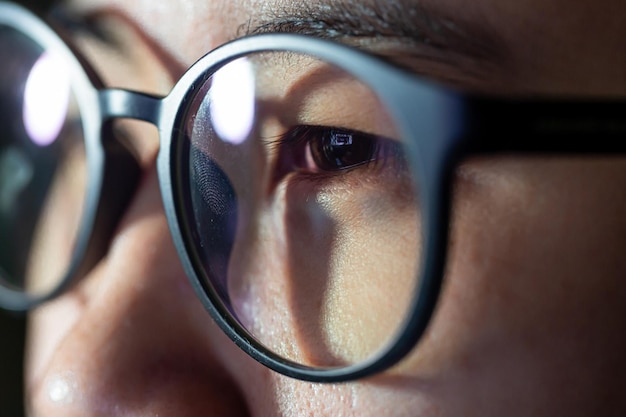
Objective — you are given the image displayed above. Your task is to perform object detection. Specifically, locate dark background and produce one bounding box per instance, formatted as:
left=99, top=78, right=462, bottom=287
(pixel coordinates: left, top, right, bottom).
left=2, top=2, right=56, bottom=416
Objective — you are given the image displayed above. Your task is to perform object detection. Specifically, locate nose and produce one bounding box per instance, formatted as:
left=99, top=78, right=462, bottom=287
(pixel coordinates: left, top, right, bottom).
left=25, top=165, right=251, bottom=416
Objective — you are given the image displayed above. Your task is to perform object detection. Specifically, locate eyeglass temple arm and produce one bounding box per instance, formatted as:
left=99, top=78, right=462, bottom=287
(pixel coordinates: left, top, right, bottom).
left=461, top=99, right=626, bottom=154
left=97, top=89, right=626, bottom=154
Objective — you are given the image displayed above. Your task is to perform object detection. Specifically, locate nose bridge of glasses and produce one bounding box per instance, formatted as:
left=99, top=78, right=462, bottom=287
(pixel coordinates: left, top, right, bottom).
left=98, top=89, right=163, bottom=125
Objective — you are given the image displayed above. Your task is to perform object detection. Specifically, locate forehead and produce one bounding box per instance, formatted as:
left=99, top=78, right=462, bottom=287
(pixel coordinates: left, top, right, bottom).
left=65, top=0, right=626, bottom=95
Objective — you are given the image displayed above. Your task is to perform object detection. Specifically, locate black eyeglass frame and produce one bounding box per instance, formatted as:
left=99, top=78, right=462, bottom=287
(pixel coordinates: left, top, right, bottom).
left=1, top=1, right=624, bottom=383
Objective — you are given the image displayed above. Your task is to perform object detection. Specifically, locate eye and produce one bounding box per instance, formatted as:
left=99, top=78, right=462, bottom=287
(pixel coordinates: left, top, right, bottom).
left=309, top=127, right=376, bottom=172
left=285, top=125, right=379, bottom=173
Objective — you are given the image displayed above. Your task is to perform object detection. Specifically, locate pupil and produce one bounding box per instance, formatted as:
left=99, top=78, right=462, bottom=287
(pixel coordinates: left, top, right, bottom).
left=313, top=128, right=375, bottom=171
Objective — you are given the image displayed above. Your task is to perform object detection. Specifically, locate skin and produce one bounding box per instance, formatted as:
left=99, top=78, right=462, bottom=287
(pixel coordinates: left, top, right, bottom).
left=24, top=0, right=626, bottom=416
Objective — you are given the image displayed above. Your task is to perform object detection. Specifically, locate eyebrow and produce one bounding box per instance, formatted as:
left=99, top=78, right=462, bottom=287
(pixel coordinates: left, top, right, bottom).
left=52, top=0, right=505, bottom=90
left=240, top=0, right=504, bottom=61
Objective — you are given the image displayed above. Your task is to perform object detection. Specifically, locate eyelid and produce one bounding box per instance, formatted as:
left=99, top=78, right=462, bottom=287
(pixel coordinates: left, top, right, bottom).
left=51, top=7, right=186, bottom=88
left=278, top=125, right=383, bottom=149
left=50, top=8, right=118, bottom=46
left=360, top=43, right=504, bottom=93
left=52, top=7, right=499, bottom=96
left=276, top=125, right=405, bottom=173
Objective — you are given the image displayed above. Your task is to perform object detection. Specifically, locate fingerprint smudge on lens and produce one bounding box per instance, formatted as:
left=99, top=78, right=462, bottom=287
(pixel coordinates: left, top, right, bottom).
left=190, top=146, right=238, bottom=304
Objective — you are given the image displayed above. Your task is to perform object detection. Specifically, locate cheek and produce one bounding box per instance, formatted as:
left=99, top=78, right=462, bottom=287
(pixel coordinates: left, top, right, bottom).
left=289, top=175, right=420, bottom=364
left=25, top=274, right=92, bottom=390
left=395, top=157, right=626, bottom=413
left=447, top=157, right=626, bottom=341
left=225, top=167, right=420, bottom=366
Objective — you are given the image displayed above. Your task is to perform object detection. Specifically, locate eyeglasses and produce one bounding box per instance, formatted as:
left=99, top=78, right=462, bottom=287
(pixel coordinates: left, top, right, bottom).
left=1, top=1, right=624, bottom=382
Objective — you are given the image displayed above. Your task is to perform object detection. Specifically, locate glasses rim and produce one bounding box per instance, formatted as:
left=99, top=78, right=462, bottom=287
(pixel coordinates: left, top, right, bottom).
left=1, top=1, right=625, bottom=382
left=0, top=1, right=114, bottom=309
left=155, top=26, right=455, bottom=383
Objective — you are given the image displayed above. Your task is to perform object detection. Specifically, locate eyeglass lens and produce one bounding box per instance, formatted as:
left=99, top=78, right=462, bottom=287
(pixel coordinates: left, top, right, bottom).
left=180, top=53, right=423, bottom=368
left=0, top=25, right=88, bottom=298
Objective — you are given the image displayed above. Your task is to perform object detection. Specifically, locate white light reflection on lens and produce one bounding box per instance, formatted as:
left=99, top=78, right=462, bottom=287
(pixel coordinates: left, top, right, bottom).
left=209, top=58, right=255, bottom=145
left=22, top=52, right=71, bottom=147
